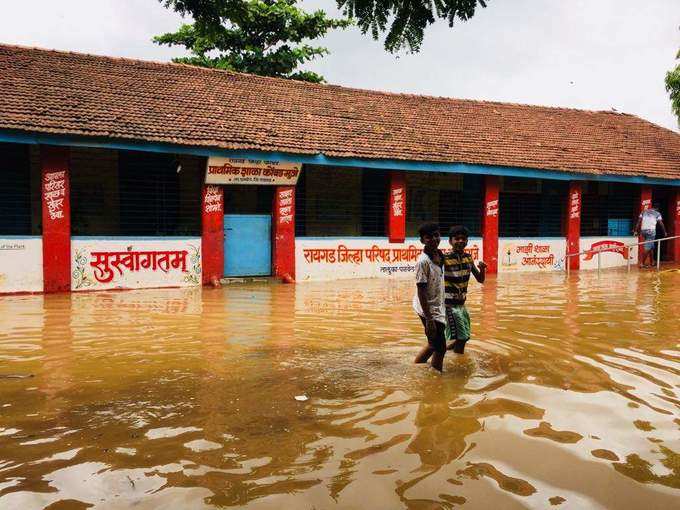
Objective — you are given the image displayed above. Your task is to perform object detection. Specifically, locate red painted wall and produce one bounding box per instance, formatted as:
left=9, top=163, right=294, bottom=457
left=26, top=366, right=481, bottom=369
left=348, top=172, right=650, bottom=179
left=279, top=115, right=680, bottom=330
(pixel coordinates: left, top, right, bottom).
left=671, top=190, right=680, bottom=262
left=638, top=186, right=652, bottom=215
left=636, top=186, right=653, bottom=264
left=201, top=184, right=224, bottom=284
left=482, top=175, right=500, bottom=274
left=566, top=181, right=582, bottom=271
left=388, top=171, right=406, bottom=243
left=273, top=186, right=295, bottom=280
left=41, top=146, right=71, bottom=293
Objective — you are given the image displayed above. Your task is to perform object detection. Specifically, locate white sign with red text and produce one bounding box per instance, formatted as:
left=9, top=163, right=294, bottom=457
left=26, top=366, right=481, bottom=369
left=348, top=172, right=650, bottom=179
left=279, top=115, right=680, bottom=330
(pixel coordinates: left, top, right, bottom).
left=71, top=238, right=202, bottom=291
left=391, top=186, right=405, bottom=217
left=569, top=190, right=581, bottom=220
left=276, top=188, right=295, bottom=226
left=580, top=237, right=638, bottom=270
left=296, top=238, right=483, bottom=281
left=485, top=199, right=499, bottom=218
left=43, top=170, right=67, bottom=221
left=203, top=185, right=223, bottom=214
left=498, top=239, right=566, bottom=272
left=0, top=238, right=43, bottom=293
left=206, top=158, right=301, bottom=186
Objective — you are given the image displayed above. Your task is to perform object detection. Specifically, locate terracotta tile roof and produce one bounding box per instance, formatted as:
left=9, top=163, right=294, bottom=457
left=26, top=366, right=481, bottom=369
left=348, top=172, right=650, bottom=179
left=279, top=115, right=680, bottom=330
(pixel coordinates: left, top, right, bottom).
left=1, top=43, right=679, bottom=180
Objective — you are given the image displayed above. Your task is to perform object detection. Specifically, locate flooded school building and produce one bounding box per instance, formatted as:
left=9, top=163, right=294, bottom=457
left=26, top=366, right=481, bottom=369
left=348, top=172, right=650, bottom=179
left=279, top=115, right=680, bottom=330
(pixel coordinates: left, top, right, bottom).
left=1, top=44, right=679, bottom=294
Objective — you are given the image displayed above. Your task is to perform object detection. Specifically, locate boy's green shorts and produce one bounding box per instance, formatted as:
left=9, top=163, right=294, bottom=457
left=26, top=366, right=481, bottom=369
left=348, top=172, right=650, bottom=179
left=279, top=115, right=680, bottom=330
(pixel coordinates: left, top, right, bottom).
left=445, top=305, right=471, bottom=342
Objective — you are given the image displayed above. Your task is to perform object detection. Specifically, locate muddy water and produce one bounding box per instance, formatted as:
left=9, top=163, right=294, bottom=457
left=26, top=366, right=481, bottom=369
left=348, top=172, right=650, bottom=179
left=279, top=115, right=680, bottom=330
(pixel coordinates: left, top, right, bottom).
left=0, top=270, right=678, bottom=509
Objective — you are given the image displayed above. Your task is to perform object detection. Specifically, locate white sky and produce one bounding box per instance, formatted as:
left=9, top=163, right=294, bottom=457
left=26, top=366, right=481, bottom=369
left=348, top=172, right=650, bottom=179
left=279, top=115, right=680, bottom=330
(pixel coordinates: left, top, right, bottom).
left=2, top=0, right=679, bottom=131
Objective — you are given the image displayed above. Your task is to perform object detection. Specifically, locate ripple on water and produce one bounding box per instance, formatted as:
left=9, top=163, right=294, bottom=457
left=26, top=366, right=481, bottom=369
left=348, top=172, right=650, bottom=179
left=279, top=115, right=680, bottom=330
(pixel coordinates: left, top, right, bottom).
left=144, top=426, right=202, bottom=440
left=0, top=273, right=679, bottom=508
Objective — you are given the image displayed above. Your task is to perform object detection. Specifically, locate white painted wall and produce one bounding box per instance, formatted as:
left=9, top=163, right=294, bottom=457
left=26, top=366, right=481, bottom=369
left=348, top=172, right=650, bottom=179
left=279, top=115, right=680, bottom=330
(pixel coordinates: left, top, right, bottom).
left=498, top=238, right=566, bottom=273
left=3, top=235, right=640, bottom=293
left=71, top=238, right=202, bottom=291
left=0, top=237, right=43, bottom=293
left=580, top=236, right=638, bottom=270
left=296, top=238, right=483, bottom=282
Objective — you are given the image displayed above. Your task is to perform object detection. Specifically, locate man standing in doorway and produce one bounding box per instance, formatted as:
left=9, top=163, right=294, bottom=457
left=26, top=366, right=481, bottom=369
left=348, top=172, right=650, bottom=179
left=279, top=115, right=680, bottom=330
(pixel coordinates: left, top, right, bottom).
left=634, top=202, right=667, bottom=268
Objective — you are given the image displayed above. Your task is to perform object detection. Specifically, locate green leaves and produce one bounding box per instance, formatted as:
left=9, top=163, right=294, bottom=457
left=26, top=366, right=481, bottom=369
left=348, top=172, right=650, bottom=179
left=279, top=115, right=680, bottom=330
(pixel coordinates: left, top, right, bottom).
left=156, top=0, right=351, bottom=82
left=156, top=0, right=489, bottom=78
left=337, top=0, right=488, bottom=53
left=666, top=51, right=680, bottom=126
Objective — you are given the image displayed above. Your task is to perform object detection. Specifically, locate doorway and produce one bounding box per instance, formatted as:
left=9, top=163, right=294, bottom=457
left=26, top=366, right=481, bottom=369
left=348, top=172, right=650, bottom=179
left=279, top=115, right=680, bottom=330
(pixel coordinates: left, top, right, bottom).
left=223, top=214, right=272, bottom=276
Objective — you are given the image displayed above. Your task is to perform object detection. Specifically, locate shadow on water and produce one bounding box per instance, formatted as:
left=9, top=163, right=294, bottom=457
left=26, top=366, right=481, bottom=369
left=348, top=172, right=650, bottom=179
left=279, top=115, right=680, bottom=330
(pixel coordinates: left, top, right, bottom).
left=0, top=269, right=678, bottom=508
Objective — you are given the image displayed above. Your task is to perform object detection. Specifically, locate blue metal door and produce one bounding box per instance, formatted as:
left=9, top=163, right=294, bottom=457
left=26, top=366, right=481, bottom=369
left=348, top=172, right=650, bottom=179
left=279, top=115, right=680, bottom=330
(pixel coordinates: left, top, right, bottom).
left=224, top=214, right=272, bottom=276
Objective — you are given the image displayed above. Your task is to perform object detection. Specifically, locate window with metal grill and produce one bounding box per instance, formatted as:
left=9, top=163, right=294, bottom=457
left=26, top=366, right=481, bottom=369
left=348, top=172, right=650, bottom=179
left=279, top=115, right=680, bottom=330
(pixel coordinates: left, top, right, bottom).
left=406, top=172, right=479, bottom=237
left=71, top=148, right=202, bottom=236
left=295, top=167, right=307, bottom=237
left=296, top=168, right=484, bottom=238
left=439, top=174, right=483, bottom=237
left=223, top=185, right=273, bottom=214
left=298, top=165, right=361, bottom=236
left=499, top=178, right=566, bottom=237
left=295, top=165, right=386, bottom=237
left=71, top=148, right=119, bottom=236
left=580, top=182, right=635, bottom=236
left=119, top=151, right=201, bottom=236
left=361, top=169, right=387, bottom=237
left=0, top=143, right=37, bottom=235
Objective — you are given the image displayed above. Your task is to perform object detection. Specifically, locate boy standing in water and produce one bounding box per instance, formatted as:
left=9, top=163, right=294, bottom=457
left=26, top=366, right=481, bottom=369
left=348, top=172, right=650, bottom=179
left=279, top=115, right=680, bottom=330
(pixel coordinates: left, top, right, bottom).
left=444, top=226, right=486, bottom=354
left=413, top=222, right=447, bottom=372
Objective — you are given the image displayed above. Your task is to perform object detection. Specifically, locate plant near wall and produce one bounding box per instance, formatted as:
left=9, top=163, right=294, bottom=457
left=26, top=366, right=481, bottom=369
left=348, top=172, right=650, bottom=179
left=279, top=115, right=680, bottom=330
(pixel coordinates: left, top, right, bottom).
left=155, top=0, right=351, bottom=83
left=666, top=49, right=680, bottom=126
left=337, top=0, right=488, bottom=52
left=183, top=244, right=202, bottom=285
left=72, top=250, right=94, bottom=289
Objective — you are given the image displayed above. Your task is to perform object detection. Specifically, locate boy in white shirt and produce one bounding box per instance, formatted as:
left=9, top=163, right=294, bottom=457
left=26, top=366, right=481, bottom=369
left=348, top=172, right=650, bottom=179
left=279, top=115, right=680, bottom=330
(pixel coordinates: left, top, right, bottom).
left=413, top=222, right=447, bottom=372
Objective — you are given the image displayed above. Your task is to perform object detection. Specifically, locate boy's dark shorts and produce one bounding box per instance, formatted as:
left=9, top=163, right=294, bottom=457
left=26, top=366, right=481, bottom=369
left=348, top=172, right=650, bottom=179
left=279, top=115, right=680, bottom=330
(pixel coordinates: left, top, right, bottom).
left=419, top=317, right=447, bottom=354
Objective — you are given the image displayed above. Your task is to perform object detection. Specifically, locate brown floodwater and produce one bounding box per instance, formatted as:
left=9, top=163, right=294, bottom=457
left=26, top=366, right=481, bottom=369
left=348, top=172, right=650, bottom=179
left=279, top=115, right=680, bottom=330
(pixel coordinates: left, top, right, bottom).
left=0, top=269, right=679, bottom=509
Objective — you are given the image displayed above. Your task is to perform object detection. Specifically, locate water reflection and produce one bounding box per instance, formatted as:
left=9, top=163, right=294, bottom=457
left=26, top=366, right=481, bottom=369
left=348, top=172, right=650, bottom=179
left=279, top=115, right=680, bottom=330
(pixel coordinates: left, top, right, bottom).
left=0, top=269, right=678, bottom=508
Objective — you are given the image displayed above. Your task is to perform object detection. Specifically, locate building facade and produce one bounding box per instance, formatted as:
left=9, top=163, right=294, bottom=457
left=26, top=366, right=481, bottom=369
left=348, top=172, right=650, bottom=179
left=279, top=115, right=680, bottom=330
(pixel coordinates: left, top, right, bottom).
left=1, top=44, right=679, bottom=294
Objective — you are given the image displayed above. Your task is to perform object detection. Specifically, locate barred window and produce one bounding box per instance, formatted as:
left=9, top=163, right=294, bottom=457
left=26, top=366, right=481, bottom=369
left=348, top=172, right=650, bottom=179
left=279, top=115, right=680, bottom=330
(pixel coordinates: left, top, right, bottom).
left=71, top=148, right=202, bottom=236
left=581, top=182, right=635, bottom=236
left=0, top=142, right=38, bottom=235
left=439, top=174, right=483, bottom=237
left=500, top=178, right=566, bottom=237
left=224, top=185, right=273, bottom=214
left=296, top=165, right=386, bottom=237
left=361, top=169, right=387, bottom=237
left=406, top=172, right=481, bottom=237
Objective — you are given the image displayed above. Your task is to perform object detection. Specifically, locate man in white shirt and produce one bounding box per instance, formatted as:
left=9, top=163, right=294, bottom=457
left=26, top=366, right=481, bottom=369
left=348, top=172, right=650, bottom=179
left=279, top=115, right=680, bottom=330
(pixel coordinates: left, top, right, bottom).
left=634, top=202, right=667, bottom=268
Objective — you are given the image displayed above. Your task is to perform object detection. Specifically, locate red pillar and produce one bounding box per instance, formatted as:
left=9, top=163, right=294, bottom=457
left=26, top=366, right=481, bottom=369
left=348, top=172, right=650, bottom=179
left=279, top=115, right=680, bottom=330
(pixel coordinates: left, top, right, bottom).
left=273, top=186, right=295, bottom=281
left=636, top=186, right=653, bottom=265
left=638, top=185, right=652, bottom=233
left=387, top=171, right=406, bottom=243
left=201, top=184, right=224, bottom=285
left=41, top=146, right=71, bottom=293
left=638, top=186, right=652, bottom=216
left=482, top=175, right=500, bottom=274
left=566, top=181, right=582, bottom=271
left=670, top=190, right=680, bottom=262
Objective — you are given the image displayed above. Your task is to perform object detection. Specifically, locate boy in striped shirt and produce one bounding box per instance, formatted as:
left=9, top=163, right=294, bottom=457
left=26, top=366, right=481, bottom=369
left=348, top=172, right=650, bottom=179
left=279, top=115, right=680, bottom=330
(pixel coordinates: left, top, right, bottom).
left=444, top=226, right=486, bottom=354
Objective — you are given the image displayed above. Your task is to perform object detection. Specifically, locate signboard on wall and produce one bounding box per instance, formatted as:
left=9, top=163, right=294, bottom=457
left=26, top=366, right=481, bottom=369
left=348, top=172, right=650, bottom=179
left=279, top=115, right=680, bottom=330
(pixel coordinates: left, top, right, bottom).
left=498, top=239, right=565, bottom=272
left=580, top=237, right=638, bottom=270
left=205, top=157, right=301, bottom=185
left=0, top=238, right=43, bottom=293
left=296, top=238, right=483, bottom=282
left=71, top=239, right=202, bottom=291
